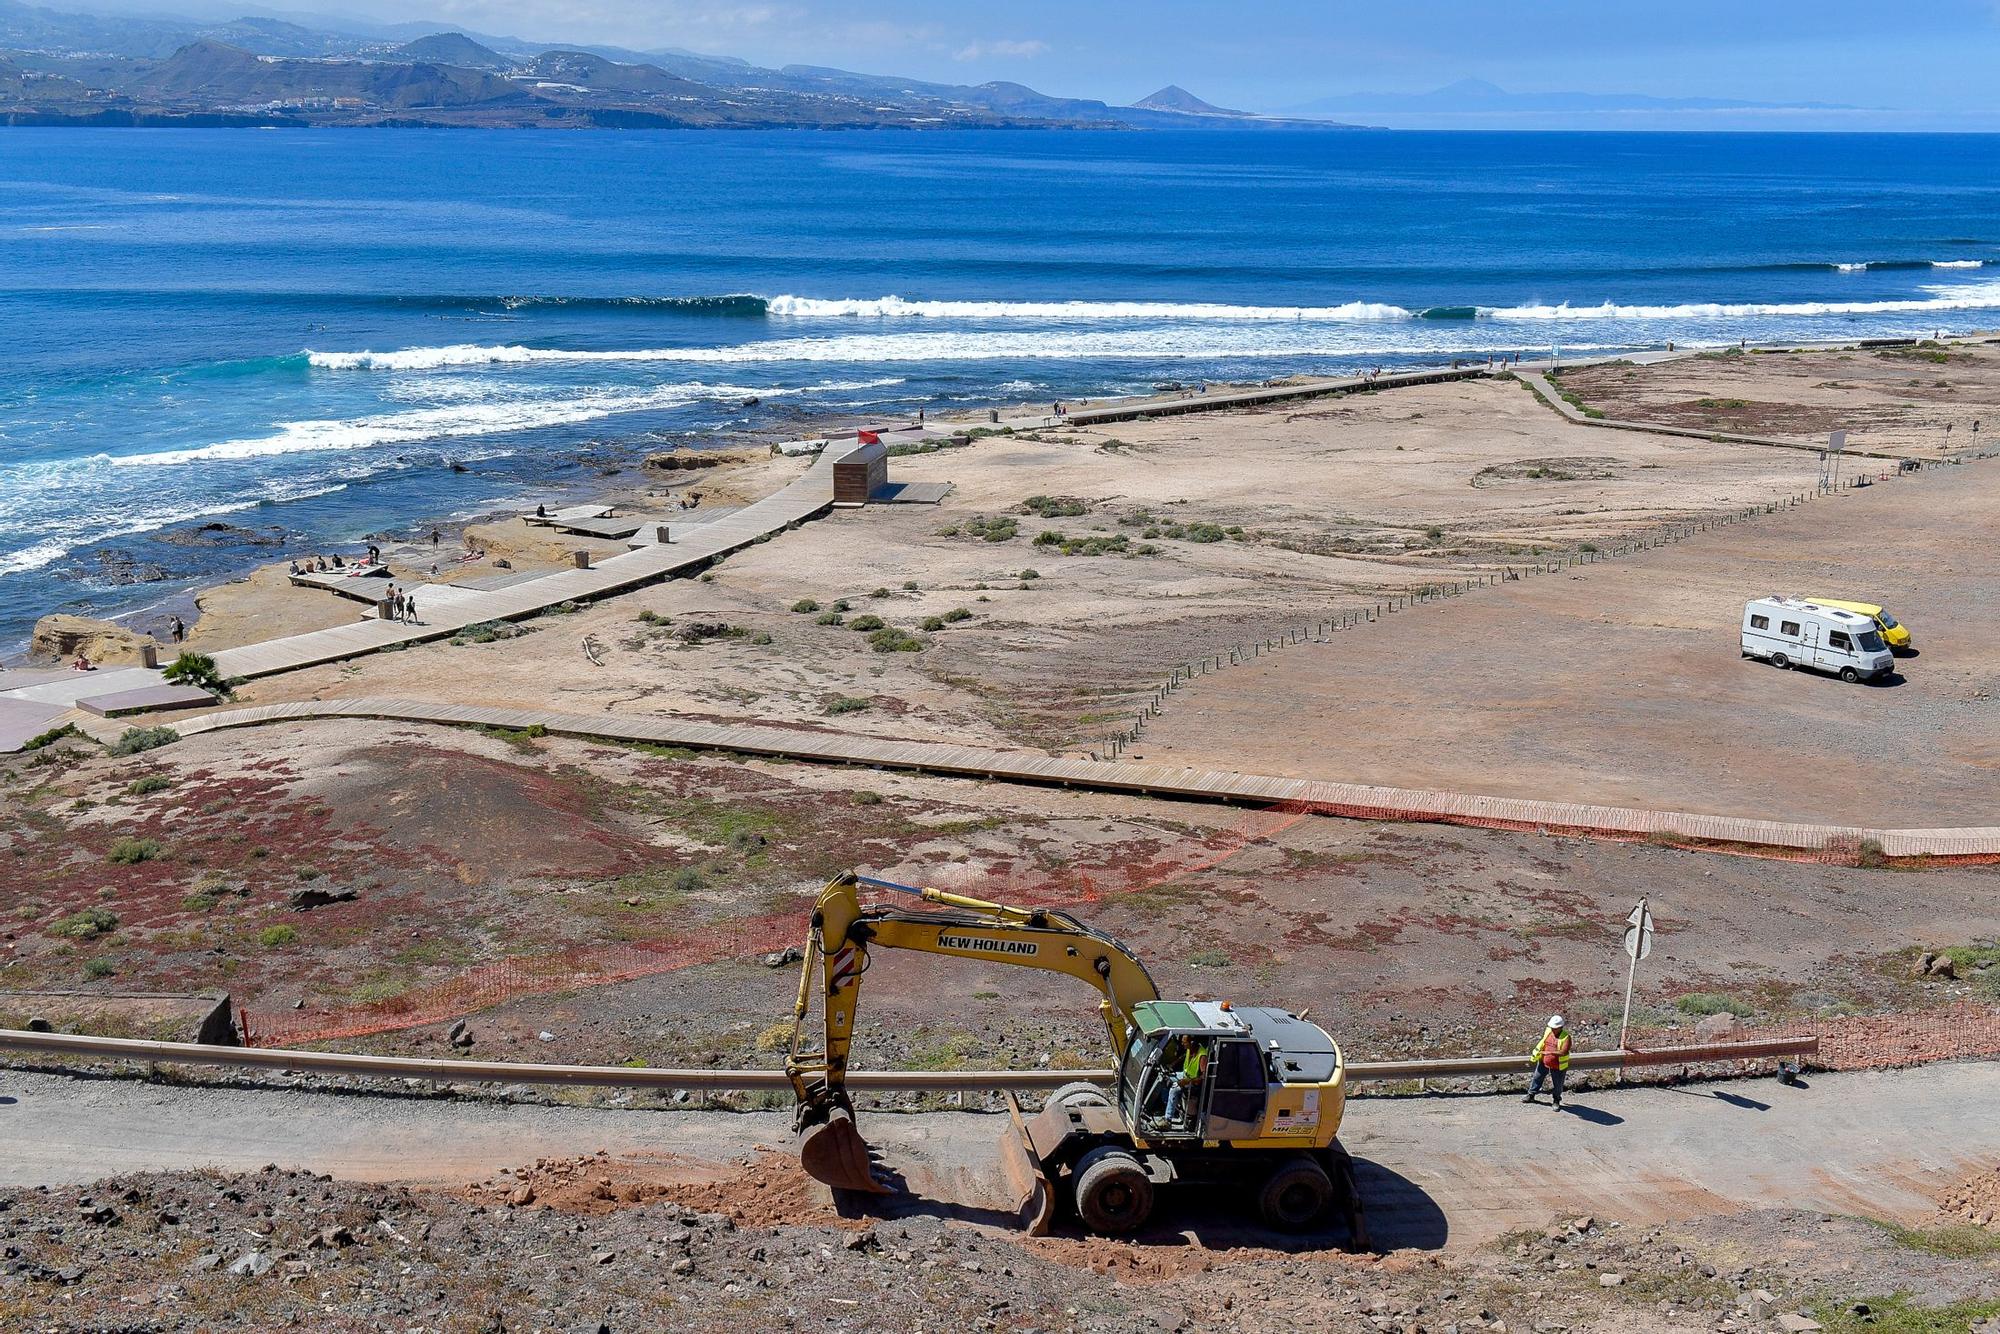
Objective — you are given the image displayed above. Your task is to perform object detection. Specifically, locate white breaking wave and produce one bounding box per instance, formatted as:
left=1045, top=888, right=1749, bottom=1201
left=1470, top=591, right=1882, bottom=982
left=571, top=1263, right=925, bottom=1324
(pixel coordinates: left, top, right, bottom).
left=1833, top=263, right=1869, bottom=273
left=1933, top=259, right=1985, bottom=268
left=1486, top=281, right=2000, bottom=320
left=763, top=294, right=1412, bottom=321
left=108, top=378, right=900, bottom=466
left=306, top=279, right=2000, bottom=373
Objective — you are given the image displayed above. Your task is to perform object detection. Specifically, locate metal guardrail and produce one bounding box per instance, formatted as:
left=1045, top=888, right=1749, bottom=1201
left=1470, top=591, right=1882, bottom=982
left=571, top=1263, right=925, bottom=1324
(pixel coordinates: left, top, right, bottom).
left=0, top=1030, right=1816, bottom=1093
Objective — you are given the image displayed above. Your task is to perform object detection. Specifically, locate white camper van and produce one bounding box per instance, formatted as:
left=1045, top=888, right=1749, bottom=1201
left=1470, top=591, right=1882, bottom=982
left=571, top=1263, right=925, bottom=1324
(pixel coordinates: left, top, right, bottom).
left=1741, top=596, right=1893, bottom=683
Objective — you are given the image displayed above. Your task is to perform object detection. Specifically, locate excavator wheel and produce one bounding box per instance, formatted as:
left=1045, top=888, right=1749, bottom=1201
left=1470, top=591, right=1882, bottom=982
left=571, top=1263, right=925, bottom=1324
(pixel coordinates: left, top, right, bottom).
left=1073, top=1146, right=1154, bottom=1234
left=1258, top=1154, right=1332, bottom=1230
left=1045, top=1080, right=1112, bottom=1110
left=798, top=1104, right=891, bottom=1195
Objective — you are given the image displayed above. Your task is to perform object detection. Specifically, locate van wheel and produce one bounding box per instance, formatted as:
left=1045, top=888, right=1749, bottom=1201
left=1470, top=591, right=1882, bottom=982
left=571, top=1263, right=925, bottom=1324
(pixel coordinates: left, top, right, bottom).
left=1259, top=1155, right=1333, bottom=1230
left=1771, top=653, right=1790, bottom=670
left=1840, top=666, right=1861, bottom=683
left=1073, top=1147, right=1154, bottom=1234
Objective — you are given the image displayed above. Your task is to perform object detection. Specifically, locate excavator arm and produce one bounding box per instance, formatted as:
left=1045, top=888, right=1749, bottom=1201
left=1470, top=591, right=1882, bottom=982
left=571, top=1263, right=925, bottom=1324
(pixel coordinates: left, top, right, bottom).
left=785, top=870, right=1160, bottom=1197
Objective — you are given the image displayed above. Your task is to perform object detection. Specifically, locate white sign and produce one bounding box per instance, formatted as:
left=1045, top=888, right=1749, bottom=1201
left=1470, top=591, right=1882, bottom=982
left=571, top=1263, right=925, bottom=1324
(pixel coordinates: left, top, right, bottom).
left=1828, top=430, right=1848, bottom=454
left=1623, top=902, right=1655, bottom=961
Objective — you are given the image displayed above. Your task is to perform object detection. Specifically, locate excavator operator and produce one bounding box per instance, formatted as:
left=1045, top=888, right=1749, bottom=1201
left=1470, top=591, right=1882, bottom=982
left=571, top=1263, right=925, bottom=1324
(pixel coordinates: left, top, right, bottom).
left=1163, top=1037, right=1210, bottom=1130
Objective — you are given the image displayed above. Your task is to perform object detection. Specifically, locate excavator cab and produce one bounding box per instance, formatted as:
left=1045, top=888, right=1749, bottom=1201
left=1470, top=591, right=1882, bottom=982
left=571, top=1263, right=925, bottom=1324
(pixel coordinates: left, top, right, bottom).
left=1119, top=1002, right=1271, bottom=1143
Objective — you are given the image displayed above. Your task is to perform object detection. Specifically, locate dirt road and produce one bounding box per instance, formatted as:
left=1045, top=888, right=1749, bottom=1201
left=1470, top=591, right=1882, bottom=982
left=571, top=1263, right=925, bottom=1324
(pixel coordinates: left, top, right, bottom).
left=6, top=1062, right=1992, bottom=1249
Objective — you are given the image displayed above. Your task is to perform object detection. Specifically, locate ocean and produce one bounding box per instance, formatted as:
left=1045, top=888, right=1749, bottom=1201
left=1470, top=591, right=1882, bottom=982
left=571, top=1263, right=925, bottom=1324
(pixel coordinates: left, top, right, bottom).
left=5, top=127, right=2000, bottom=651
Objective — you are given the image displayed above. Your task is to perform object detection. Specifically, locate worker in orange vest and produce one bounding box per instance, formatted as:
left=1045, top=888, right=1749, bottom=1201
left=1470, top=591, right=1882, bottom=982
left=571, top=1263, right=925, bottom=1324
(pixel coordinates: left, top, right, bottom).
left=1523, top=1014, right=1572, bottom=1110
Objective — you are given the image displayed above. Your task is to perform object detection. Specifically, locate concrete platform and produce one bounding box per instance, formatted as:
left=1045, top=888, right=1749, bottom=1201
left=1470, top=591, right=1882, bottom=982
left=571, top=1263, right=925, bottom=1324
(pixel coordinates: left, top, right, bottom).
left=75, top=684, right=217, bottom=718
left=525, top=504, right=613, bottom=528
left=870, top=481, right=954, bottom=505
left=0, top=697, right=67, bottom=752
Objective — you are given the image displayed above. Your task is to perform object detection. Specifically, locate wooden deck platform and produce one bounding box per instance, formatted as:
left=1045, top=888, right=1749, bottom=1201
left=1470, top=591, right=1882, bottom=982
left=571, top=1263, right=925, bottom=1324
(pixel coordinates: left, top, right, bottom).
left=169, top=698, right=2000, bottom=862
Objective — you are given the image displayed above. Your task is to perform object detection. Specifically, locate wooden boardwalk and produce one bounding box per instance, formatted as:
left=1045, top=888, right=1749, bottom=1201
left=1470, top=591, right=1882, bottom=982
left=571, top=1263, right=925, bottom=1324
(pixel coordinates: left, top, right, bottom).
left=204, top=449, right=848, bottom=683
left=168, top=699, right=2000, bottom=861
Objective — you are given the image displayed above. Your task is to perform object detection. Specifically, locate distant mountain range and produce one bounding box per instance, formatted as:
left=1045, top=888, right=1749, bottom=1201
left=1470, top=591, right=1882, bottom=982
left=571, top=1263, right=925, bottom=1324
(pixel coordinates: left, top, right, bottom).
left=1287, top=78, right=1865, bottom=129
left=0, top=0, right=1368, bottom=130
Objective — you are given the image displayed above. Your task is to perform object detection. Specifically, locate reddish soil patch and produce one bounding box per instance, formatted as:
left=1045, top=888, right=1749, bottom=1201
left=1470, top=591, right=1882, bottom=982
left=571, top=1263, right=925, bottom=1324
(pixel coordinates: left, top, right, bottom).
left=466, top=1148, right=846, bottom=1229
left=321, top=743, right=656, bottom=884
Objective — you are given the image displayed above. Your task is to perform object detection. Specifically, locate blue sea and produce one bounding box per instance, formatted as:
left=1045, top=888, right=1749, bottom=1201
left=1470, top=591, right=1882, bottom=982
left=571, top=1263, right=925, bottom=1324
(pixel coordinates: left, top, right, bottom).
left=5, top=128, right=2000, bottom=650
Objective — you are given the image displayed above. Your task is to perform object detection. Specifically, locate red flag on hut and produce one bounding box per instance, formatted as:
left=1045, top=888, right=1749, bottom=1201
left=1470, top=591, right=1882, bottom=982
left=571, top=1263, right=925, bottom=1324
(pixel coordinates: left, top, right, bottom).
left=856, top=429, right=881, bottom=445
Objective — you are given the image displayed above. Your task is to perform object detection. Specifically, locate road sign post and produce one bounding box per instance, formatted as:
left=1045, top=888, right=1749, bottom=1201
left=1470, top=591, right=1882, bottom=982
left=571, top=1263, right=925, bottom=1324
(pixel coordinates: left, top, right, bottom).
left=1617, top=897, right=1654, bottom=1079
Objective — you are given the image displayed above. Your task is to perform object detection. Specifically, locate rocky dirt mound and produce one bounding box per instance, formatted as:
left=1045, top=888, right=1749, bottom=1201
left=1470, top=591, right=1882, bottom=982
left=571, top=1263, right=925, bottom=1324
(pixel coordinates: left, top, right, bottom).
left=1936, top=1164, right=2000, bottom=1228
left=465, top=1147, right=844, bottom=1229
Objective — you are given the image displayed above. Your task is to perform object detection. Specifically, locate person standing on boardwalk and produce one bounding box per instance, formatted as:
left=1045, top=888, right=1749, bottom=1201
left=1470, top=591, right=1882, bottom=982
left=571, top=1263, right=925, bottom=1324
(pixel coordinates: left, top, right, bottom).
left=1523, top=1015, right=1571, bottom=1109
left=403, top=594, right=417, bottom=625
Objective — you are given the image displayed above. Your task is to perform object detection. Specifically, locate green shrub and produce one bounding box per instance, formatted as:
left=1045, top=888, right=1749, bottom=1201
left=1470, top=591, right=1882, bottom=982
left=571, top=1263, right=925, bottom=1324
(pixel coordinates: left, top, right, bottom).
left=634, top=609, right=668, bottom=625
left=790, top=598, right=820, bottom=614
left=23, top=723, right=83, bottom=751
left=108, top=836, right=162, bottom=865
left=750, top=632, right=773, bottom=645
left=1672, top=992, right=1754, bottom=1018
left=867, top=627, right=926, bottom=654
left=852, top=790, right=883, bottom=806
left=670, top=866, right=704, bottom=894
left=920, top=616, right=946, bottom=632
left=162, top=650, right=231, bottom=698
left=823, top=696, right=871, bottom=716
left=1018, top=569, right=1039, bottom=580
left=83, top=957, right=117, bottom=980
left=901, top=580, right=919, bottom=591
left=127, top=774, right=172, bottom=796
left=815, top=611, right=844, bottom=626
left=1022, top=495, right=1087, bottom=518
left=870, top=587, right=891, bottom=599
left=847, top=614, right=885, bottom=632
left=52, top=907, right=118, bottom=939
left=831, top=599, right=851, bottom=612
left=110, top=726, right=178, bottom=757
left=182, top=892, right=218, bottom=912
left=258, top=925, right=298, bottom=948
left=960, top=515, right=1019, bottom=543
left=943, top=607, right=974, bottom=623
left=1184, top=523, right=1226, bottom=543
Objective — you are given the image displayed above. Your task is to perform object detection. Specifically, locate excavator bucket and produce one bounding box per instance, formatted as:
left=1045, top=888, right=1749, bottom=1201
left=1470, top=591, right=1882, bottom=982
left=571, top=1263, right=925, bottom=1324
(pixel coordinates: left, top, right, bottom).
left=999, top=1093, right=1055, bottom=1236
left=798, top=1105, right=891, bottom=1195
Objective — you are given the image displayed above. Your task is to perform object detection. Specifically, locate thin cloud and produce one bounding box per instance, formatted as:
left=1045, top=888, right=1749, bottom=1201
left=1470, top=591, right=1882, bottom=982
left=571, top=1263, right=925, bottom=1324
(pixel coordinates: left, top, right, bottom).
left=953, top=39, right=1050, bottom=62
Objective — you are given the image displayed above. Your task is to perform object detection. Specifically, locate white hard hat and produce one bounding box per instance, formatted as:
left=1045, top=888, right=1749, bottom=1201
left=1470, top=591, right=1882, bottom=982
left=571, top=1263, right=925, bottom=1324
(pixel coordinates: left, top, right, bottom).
left=1548, top=1014, right=1565, bottom=1029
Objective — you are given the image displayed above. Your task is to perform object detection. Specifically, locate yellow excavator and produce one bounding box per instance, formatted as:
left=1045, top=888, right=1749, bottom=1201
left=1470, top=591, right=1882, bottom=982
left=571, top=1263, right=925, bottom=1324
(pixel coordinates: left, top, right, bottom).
left=784, top=871, right=1365, bottom=1241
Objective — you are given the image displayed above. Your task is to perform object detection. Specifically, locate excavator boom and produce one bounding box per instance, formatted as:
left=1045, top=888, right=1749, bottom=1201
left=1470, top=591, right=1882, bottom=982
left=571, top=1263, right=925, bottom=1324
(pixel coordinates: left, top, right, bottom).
left=785, top=872, right=1159, bottom=1199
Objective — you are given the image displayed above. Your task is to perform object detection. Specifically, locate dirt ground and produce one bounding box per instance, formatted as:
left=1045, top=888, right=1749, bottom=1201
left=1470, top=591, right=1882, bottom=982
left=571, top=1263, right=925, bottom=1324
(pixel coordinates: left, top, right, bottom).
left=1134, top=452, right=2000, bottom=826
left=205, top=370, right=1838, bottom=757
left=4, top=722, right=1994, bottom=1068
left=1558, top=340, right=2000, bottom=456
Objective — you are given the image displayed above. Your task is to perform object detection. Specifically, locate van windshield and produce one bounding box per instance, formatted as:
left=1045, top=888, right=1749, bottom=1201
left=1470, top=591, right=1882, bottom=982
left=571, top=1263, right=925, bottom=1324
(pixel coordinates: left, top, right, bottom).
left=1858, top=630, right=1886, bottom=653
left=1878, top=613, right=1900, bottom=629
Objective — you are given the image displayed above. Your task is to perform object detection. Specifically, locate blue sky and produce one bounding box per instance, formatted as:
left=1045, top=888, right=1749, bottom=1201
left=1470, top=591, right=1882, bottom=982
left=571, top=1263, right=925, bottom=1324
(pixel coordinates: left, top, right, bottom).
left=111, top=0, right=2000, bottom=121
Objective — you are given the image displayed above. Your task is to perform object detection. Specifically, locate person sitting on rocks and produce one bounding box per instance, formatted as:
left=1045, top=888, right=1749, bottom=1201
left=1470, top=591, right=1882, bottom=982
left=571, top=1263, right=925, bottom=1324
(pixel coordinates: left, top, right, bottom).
left=72, top=654, right=94, bottom=672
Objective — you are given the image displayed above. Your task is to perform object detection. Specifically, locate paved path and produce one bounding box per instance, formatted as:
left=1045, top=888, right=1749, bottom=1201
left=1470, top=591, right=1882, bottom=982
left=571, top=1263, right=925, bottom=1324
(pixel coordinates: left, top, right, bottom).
left=204, top=447, right=850, bottom=682
left=1519, top=370, right=1913, bottom=459
left=1, top=1064, right=1989, bottom=1248
left=168, top=699, right=2000, bottom=859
